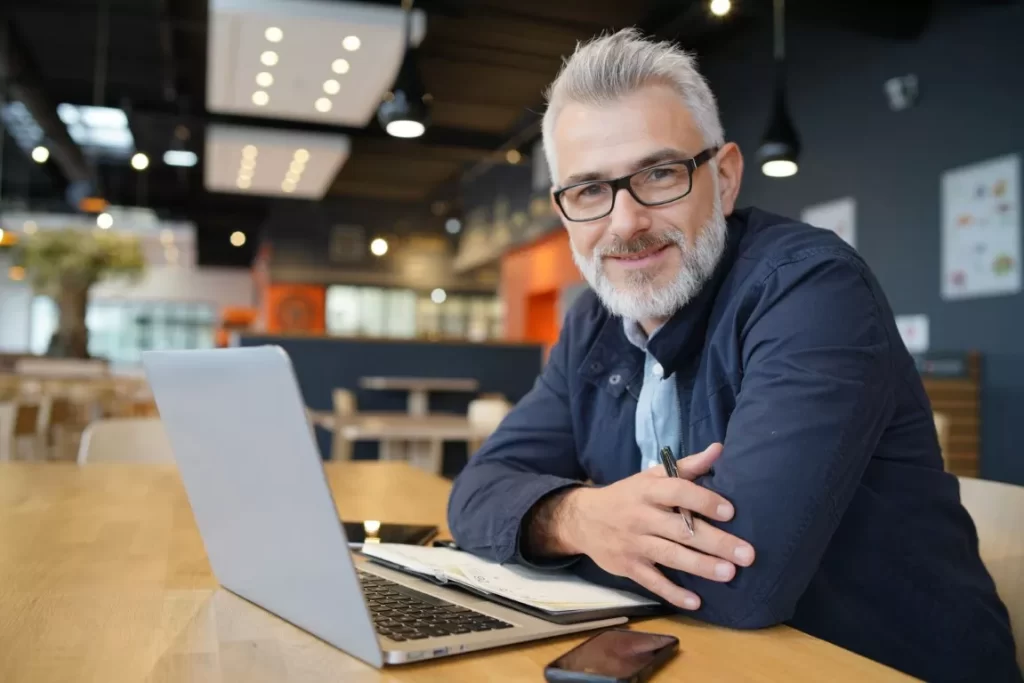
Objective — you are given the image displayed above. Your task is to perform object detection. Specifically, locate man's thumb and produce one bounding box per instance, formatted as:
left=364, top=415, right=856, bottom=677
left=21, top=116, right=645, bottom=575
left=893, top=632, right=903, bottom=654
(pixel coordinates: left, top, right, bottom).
left=677, top=442, right=723, bottom=479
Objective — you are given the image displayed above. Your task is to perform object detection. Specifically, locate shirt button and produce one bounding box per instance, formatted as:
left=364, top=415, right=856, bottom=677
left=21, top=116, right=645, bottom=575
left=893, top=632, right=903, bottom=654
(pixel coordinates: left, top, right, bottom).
left=651, top=362, right=664, bottom=379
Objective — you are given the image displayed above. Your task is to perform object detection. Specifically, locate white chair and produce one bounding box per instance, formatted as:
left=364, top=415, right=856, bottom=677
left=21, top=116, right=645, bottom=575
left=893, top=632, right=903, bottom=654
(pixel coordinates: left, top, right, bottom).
left=76, top=417, right=175, bottom=464
left=331, top=388, right=357, bottom=461
left=467, top=395, right=512, bottom=455
left=958, top=476, right=1024, bottom=670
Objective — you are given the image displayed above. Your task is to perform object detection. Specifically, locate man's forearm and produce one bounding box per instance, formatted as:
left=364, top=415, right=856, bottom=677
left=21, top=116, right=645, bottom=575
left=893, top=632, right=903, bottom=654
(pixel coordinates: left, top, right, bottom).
left=523, top=486, right=588, bottom=560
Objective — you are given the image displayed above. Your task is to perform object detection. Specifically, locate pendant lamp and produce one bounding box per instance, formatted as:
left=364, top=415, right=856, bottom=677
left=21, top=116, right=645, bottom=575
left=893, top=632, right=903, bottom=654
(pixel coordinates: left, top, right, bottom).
left=757, top=0, right=801, bottom=178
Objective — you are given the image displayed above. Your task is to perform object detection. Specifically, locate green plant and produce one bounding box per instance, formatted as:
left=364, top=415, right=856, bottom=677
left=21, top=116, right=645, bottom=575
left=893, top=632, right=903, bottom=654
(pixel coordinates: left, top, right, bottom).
left=13, top=229, right=145, bottom=358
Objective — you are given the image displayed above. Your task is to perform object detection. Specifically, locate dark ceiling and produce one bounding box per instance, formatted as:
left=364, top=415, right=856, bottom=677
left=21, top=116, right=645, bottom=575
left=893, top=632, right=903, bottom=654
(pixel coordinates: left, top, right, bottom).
left=0, top=0, right=1003, bottom=266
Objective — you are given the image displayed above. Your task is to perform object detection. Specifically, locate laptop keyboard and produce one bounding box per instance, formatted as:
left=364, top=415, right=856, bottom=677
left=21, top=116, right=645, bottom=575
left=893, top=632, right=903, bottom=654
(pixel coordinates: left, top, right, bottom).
left=358, top=570, right=514, bottom=642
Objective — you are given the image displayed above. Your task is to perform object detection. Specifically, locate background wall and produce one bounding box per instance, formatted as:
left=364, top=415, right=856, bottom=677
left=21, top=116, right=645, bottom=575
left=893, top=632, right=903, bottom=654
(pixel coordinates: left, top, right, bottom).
left=700, top=2, right=1023, bottom=483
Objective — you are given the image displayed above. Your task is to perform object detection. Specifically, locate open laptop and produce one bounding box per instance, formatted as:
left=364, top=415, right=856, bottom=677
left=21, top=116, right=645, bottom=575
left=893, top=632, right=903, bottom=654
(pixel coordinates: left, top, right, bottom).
left=141, top=346, right=626, bottom=667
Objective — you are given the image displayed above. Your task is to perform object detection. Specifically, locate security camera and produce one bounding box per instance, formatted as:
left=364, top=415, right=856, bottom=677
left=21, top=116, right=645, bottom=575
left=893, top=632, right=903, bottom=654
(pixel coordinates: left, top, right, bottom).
left=884, top=74, right=919, bottom=111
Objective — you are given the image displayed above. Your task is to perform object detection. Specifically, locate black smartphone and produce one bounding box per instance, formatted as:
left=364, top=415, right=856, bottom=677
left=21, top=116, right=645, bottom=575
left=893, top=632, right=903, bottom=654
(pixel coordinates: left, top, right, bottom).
left=544, top=629, right=679, bottom=683
left=342, top=521, right=438, bottom=547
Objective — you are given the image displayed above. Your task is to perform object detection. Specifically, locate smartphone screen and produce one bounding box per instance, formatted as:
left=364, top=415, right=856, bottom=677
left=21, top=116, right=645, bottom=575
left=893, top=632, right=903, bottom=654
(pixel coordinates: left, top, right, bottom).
left=342, top=521, right=438, bottom=546
left=546, top=629, right=678, bottom=681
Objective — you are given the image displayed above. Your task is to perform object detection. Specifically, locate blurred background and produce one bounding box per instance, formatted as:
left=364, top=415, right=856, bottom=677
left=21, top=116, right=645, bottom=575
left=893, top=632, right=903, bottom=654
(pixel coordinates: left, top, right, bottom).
left=0, top=0, right=1021, bottom=486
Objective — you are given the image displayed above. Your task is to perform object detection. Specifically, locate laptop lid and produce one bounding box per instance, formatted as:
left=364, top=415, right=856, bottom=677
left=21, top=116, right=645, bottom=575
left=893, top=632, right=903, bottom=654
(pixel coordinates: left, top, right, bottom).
left=142, top=346, right=383, bottom=668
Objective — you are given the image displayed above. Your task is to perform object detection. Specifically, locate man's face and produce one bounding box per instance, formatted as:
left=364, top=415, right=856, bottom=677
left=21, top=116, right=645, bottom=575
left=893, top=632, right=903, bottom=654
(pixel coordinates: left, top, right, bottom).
left=550, top=83, right=734, bottom=323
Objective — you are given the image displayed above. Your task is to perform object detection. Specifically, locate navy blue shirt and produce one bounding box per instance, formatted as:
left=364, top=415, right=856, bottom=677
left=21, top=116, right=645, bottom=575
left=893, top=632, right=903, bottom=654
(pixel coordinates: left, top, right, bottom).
left=448, top=208, right=1020, bottom=682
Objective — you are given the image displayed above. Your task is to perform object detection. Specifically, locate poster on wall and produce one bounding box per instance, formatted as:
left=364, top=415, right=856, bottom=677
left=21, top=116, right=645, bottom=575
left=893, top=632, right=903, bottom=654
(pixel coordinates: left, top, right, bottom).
left=941, top=153, right=1021, bottom=300
left=801, top=197, right=856, bottom=248
left=894, top=314, right=930, bottom=354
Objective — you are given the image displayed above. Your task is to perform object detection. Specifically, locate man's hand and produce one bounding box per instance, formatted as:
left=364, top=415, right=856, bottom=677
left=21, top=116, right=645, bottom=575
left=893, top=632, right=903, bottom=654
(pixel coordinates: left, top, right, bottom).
left=525, top=443, right=755, bottom=610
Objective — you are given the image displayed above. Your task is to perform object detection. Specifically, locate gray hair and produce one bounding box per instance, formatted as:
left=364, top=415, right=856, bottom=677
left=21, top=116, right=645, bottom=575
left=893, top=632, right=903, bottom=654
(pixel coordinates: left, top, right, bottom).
left=541, top=28, right=725, bottom=184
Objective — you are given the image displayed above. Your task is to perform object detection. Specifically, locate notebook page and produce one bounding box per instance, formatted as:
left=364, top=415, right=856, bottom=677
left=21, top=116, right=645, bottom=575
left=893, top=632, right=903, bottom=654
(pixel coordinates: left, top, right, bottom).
left=361, top=544, right=657, bottom=612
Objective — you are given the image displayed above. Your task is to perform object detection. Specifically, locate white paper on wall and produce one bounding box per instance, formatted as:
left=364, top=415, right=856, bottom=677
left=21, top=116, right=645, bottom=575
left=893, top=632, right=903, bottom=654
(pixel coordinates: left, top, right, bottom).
left=941, top=153, right=1021, bottom=300
left=894, top=314, right=930, bottom=354
left=801, top=197, right=856, bottom=248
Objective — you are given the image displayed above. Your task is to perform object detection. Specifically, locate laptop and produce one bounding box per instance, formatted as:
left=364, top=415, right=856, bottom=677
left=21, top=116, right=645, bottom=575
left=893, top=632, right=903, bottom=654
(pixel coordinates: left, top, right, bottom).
left=141, top=346, right=626, bottom=667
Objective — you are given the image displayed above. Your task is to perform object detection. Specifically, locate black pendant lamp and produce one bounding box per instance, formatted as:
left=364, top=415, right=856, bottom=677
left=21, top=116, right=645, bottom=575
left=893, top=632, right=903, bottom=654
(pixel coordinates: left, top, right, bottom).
left=757, top=0, right=800, bottom=178
left=377, top=2, right=430, bottom=138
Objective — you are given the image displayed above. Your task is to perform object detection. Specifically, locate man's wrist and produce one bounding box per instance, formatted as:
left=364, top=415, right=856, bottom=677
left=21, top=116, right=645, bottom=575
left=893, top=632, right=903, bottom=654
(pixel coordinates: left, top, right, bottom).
left=524, top=486, right=589, bottom=559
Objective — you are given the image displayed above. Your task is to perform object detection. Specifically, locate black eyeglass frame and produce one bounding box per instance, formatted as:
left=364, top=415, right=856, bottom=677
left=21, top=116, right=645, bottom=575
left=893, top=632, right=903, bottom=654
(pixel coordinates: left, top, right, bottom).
left=552, top=147, right=720, bottom=222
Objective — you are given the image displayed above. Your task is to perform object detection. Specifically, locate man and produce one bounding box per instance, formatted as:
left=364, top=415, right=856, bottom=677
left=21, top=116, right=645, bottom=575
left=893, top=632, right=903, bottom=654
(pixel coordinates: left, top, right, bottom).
left=447, top=29, right=1020, bottom=682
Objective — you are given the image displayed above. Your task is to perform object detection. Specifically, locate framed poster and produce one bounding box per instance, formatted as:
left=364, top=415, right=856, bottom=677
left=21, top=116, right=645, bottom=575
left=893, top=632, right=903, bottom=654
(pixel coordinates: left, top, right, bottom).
left=801, top=197, right=856, bottom=248
left=941, top=154, right=1021, bottom=299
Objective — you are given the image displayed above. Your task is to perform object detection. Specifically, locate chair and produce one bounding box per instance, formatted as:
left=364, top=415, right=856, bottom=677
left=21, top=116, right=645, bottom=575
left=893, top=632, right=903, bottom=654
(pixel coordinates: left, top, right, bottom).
left=331, top=388, right=357, bottom=461
left=76, top=417, right=175, bottom=464
left=467, top=395, right=512, bottom=455
left=958, top=476, right=1024, bottom=669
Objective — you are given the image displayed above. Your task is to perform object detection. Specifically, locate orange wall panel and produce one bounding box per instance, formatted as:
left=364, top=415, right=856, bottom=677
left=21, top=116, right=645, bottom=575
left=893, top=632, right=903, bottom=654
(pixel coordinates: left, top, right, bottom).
left=263, top=284, right=326, bottom=334
left=500, top=231, right=583, bottom=343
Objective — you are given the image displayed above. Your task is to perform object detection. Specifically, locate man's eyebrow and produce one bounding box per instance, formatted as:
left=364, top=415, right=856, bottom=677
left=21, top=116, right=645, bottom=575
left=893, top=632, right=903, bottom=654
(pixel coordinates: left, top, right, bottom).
left=559, top=148, right=689, bottom=187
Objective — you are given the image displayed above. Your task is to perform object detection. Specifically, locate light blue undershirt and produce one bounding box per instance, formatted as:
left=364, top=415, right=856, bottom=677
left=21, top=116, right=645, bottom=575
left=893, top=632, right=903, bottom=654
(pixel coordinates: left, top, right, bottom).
left=623, top=320, right=683, bottom=471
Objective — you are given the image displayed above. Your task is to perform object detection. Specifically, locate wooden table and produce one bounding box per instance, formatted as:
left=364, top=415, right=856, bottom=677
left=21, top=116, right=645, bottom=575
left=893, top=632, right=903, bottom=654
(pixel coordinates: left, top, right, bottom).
left=0, top=462, right=911, bottom=682
left=359, top=376, right=480, bottom=416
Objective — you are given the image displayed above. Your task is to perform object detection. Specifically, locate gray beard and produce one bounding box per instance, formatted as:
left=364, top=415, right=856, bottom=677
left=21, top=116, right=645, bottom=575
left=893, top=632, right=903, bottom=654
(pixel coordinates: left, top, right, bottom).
left=570, top=202, right=728, bottom=321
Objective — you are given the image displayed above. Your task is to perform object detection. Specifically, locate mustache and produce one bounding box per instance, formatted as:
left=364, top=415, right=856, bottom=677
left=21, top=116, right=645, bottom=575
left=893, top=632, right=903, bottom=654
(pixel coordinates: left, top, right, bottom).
left=596, top=231, right=682, bottom=258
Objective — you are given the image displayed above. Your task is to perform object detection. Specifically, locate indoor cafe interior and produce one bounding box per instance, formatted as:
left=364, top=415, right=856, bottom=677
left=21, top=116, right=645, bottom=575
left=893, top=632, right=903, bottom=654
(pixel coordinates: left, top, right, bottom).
left=0, top=0, right=1021, bottom=681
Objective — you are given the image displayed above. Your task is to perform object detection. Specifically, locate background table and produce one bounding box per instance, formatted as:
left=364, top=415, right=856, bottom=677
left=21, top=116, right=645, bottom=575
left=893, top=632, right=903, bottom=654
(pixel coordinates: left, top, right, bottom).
left=0, top=462, right=912, bottom=682
left=359, top=376, right=480, bottom=416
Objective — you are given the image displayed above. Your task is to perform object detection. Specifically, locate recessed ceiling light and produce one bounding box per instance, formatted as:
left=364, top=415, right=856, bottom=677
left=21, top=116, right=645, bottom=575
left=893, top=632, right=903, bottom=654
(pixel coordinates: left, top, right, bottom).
left=285, top=171, right=300, bottom=183
left=264, top=27, right=283, bottom=42
left=96, top=212, right=113, bottom=229
left=331, top=58, right=350, bottom=75
left=431, top=288, right=447, bottom=304
left=293, top=148, right=310, bottom=163
left=230, top=231, right=247, bottom=247
left=342, top=36, right=361, bottom=51
left=710, top=0, right=731, bottom=17
left=314, top=97, right=332, bottom=113
left=31, top=146, right=49, bottom=163
left=252, top=91, right=269, bottom=106
left=370, top=238, right=388, bottom=256
left=386, top=120, right=426, bottom=138
left=256, top=71, right=274, bottom=87
left=163, top=150, right=198, bottom=167
left=281, top=180, right=297, bottom=193
left=260, top=50, right=278, bottom=66
left=242, top=144, right=258, bottom=158
left=323, top=79, right=341, bottom=95
left=131, top=152, right=150, bottom=170
left=240, top=156, right=256, bottom=171
left=237, top=176, right=252, bottom=189
left=289, top=160, right=305, bottom=174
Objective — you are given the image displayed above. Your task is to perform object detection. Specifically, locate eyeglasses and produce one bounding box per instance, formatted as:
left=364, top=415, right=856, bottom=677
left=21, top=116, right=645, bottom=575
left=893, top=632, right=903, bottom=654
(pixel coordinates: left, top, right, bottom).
left=553, top=148, right=719, bottom=222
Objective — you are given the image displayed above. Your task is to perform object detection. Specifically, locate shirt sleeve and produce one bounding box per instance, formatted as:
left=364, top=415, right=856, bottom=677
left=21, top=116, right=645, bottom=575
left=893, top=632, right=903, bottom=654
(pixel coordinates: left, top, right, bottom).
left=582, top=252, right=897, bottom=628
left=447, top=327, right=586, bottom=565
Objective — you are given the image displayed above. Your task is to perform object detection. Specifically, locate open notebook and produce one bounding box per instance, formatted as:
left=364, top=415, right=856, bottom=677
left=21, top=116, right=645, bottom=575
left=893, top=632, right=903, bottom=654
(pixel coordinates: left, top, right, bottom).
left=361, top=543, right=661, bottom=624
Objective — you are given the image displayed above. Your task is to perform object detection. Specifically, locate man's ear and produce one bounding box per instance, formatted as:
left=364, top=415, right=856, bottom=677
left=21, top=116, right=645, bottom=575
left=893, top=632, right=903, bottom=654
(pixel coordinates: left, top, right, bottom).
left=715, top=142, right=744, bottom=216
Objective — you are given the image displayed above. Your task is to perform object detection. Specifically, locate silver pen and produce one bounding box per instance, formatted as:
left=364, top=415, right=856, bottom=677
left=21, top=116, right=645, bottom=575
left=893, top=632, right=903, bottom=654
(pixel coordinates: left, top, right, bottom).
left=659, top=446, right=695, bottom=536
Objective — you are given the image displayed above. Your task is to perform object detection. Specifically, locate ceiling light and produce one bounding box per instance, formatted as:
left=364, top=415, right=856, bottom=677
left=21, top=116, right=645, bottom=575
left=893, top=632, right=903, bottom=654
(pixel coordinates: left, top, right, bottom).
left=323, top=79, right=341, bottom=95
left=31, top=146, right=49, bottom=163
left=237, top=177, right=252, bottom=189
left=163, top=150, right=198, bottom=167
left=293, top=148, right=310, bottom=163
left=260, top=50, right=278, bottom=66
left=431, top=288, right=447, bottom=304
left=264, top=27, right=283, bottom=42
left=370, top=237, right=388, bottom=256
left=281, top=180, right=297, bottom=193
left=710, top=0, right=731, bottom=16
left=331, top=58, right=350, bottom=75
left=96, top=212, right=113, bottom=229
left=252, top=91, right=270, bottom=106
left=445, top=218, right=461, bottom=234
left=289, top=160, right=305, bottom=174
left=315, top=97, right=332, bottom=113
left=240, top=159, right=256, bottom=173
left=342, top=35, right=361, bottom=51
left=758, top=0, right=801, bottom=178
left=230, top=231, right=247, bottom=247
left=385, top=120, right=425, bottom=138
left=131, top=152, right=149, bottom=170
left=256, top=72, right=274, bottom=87
left=241, top=144, right=258, bottom=158
left=506, top=149, right=522, bottom=164
left=378, top=49, right=430, bottom=139
left=285, top=171, right=300, bottom=183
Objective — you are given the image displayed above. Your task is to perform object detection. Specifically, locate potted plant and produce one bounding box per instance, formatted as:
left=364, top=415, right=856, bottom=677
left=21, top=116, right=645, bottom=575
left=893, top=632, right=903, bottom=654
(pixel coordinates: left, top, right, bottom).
left=13, top=228, right=145, bottom=358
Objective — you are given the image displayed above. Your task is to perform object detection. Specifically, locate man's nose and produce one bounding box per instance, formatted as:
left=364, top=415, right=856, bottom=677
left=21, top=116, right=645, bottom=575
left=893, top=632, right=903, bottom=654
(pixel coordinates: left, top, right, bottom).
left=606, top=188, right=652, bottom=243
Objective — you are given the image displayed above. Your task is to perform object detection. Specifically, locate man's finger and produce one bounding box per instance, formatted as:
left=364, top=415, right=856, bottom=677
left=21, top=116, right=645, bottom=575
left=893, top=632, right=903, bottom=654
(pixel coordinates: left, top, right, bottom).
left=646, top=477, right=735, bottom=522
left=627, top=562, right=701, bottom=610
left=640, top=442, right=723, bottom=480
left=639, top=536, right=736, bottom=582
left=647, top=508, right=755, bottom=567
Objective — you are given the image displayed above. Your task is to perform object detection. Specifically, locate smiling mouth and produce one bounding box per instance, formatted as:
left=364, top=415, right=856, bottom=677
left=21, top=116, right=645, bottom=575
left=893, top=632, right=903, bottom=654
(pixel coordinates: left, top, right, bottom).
left=606, top=243, right=671, bottom=261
